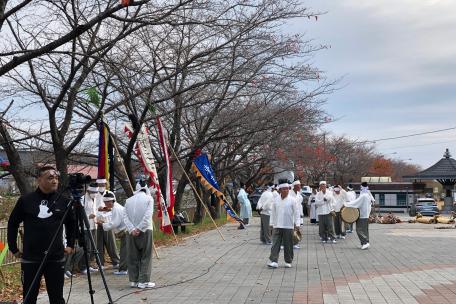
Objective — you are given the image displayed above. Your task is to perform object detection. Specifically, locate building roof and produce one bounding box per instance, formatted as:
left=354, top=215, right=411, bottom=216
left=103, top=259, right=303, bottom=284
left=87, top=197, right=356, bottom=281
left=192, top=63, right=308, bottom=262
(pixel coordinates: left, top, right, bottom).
left=403, top=149, right=456, bottom=181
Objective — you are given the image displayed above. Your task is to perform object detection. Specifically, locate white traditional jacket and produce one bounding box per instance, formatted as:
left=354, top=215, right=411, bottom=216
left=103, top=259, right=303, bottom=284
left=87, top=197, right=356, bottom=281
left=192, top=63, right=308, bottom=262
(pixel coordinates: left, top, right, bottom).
left=344, top=193, right=372, bottom=219
left=82, top=193, right=97, bottom=230
left=256, top=189, right=274, bottom=216
left=270, top=194, right=299, bottom=229
left=333, top=189, right=348, bottom=212
left=102, top=202, right=126, bottom=233
left=315, top=190, right=335, bottom=215
left=124, top=191, right=154, bottom=232
left=289, top=190, right=304, bottom=225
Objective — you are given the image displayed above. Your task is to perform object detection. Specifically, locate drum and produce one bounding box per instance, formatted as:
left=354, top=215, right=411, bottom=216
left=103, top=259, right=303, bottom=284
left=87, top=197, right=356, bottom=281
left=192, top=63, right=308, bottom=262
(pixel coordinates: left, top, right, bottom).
left=341, top=206, right=360, bottom=224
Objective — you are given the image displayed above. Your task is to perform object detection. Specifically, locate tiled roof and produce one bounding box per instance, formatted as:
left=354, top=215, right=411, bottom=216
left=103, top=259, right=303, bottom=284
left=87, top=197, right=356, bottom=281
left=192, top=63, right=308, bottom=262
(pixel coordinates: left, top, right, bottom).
left=403, top=149, right=456, bottom=180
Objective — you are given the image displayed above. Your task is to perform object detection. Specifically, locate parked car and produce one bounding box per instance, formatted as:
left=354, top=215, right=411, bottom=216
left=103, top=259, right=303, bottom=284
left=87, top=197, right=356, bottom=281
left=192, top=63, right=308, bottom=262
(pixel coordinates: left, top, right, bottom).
left=301, top=186, right=312, bottom=196
left=410, top=198, right=439, bottom=216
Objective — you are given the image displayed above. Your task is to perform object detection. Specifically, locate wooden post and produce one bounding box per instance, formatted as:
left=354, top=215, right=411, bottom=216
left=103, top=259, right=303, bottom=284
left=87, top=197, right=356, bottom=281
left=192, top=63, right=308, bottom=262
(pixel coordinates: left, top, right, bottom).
left=169, top=147, right=225, bottom=241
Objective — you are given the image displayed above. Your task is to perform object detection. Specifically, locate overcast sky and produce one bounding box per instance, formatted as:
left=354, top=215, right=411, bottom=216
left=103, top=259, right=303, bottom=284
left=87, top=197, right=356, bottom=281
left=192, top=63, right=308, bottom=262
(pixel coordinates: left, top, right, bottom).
left=289, top=0, right=456, bottom=168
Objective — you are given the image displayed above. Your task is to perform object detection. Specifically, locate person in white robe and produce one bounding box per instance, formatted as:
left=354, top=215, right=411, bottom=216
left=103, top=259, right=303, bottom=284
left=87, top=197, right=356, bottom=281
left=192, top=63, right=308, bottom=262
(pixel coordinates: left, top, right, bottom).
left=95, top=178, right=120, bottom=268
left=288, top=180, right=304, bottom=249
left=345, top=184, right=357, bottom=232
left=97, top=191, right=128, bottom=275
left=333, top=185, right=349, bottom=239
left=81, top=183, right=99, bottom=271
left=344, top=182, right=375, bottom=250
left=256, top=183, right=274, bottom=244
left=237, top=182, right=252, bottom=229
left=267, top=180, right=300, bottom=268
left=309, top=188, right=317, bottom=224
left=315, top=181, right=337, bottom=243
left=123, top=183, right=155, bottom=288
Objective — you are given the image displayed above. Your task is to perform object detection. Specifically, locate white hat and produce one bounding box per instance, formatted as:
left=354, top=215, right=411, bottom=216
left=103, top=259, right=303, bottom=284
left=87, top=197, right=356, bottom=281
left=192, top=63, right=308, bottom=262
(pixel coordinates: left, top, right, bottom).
left=319, top=181, right=327, bottom=185
left=96, top=178, right=107, bottom=184
left=292, top=180, right=301, bottom=186
left=102, top=190, right=116, bottom=202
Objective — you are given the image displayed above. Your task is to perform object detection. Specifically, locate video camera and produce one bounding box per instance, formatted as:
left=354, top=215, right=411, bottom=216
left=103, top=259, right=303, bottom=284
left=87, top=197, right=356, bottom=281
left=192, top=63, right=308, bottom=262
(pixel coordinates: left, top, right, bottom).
left=68, top=173, right=92, bottom=198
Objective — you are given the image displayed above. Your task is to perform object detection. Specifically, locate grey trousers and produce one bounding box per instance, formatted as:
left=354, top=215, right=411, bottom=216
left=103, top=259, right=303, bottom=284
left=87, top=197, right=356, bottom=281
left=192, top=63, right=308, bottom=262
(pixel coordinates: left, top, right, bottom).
left=83, top=229, right=97, bottom=262
left=356, top=218, right=369, bottom=245
left=96, top=224, right=120, bottom=266
left=127, top=229, right=153, bottom=283
left=260, top=214, right=272, bottom=243
left=64, top=247, right=84, bottom=272
left=334, top=212, right=346, bottom=236
left=318, top=214, right=336, bottom=241
left=269, top=228, right=293, bottom=264
left=118, top=233, right=128, bottom=272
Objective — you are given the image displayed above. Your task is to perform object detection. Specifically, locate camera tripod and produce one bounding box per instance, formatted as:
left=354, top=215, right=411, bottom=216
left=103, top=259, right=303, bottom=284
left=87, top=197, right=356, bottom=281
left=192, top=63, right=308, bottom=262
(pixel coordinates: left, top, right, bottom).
left=23, top=190, right=113, bottom=304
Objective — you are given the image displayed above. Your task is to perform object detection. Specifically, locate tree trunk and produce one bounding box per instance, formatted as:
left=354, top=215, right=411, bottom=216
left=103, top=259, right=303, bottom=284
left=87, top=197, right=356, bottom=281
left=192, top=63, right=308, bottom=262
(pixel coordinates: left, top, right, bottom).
left=174, top=157, right=193, bottom=212
left=0, top=122, right=33, bottom=194
left=192, top=182, right=204, bottom=223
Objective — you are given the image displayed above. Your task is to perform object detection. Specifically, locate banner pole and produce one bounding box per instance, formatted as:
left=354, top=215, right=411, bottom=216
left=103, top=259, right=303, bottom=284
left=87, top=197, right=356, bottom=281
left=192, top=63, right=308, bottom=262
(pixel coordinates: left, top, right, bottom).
left=106, top=127, right=160, bottom=259
left=169, top=147, right=225, bottom=241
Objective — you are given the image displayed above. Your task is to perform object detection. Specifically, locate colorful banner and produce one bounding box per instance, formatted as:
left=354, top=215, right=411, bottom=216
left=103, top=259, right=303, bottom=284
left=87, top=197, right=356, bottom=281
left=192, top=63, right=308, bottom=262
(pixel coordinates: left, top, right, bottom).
left=156, top=117, right=175, bottom=234
left=124, top=123, right=173, bottom=234
left=0, top=241, right=8, bottom=266
left=192, top=154, right=244, bottom=224
left=97, top=122, right=114, bottom=190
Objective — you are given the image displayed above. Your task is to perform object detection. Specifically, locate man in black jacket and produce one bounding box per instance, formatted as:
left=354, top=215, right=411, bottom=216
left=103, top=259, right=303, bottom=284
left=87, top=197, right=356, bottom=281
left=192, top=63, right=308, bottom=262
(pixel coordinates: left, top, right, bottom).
left=8, top=166, right=75, bottom=304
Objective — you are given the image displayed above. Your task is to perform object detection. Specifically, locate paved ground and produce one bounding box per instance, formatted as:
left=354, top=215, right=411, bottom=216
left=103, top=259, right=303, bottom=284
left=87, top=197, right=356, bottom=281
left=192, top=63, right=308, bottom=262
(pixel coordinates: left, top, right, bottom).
left=37, top=217, right=456, bottom=304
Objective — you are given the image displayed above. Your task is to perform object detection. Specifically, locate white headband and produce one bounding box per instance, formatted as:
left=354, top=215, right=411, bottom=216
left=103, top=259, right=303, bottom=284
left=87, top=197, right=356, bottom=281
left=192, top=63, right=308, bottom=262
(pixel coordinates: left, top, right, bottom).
left=292, top=180, right=301, bottom=186
left=319, top=181, right=327, bottom=185
left=87, top=186, right=99, bottom=192
left=96, top=178, right=107, bottom=184
left=278, top=183, right=290, bottom=189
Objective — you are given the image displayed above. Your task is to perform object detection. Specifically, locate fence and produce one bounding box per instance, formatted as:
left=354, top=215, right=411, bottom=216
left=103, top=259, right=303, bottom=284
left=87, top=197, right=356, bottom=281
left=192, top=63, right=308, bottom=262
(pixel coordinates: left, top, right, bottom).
left=0, top=225, right=21, bottom=266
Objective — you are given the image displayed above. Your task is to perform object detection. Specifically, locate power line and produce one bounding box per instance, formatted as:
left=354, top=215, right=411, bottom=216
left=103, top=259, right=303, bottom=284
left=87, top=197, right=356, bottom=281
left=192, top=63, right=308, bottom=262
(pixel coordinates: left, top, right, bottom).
left=382, top=139, right=456, bottom=151
left=366, top=126, right=456, bottom=143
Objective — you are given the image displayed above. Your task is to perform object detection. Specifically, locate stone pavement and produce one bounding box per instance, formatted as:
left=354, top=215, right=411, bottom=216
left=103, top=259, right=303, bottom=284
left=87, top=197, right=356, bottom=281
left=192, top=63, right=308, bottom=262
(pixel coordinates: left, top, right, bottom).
left=38, top=217, right=456, bottom=304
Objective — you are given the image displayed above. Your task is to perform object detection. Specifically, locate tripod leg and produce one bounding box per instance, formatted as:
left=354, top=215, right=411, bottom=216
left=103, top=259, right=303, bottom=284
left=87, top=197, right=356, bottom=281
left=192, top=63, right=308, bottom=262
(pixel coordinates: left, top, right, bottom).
left=76, top=204, right=113, bottom=303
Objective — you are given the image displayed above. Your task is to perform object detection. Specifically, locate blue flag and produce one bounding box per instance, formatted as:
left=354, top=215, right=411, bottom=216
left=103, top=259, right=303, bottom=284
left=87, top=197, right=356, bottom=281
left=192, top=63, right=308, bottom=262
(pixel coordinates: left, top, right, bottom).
left=192, top=154, right=244, bottom=225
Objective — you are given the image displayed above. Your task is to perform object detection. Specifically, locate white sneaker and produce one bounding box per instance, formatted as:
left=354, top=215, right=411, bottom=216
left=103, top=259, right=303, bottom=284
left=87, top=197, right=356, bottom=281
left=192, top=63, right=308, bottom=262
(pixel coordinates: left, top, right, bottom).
left=64, top=273, right=71, bottom=279
left=322, top=240, right=327, bottom=244
left=332, top=239, right=337, bottom=244
left=137, top=282, right=155, bottom=289
left=113, top=270, right=128, bottom=275
left=64, top=271, right=73, bottom=277
left=267, top=261, right=278, bottom=268
left=293, top=245, right=300, bottom=249
left=340, top=236, right=346, bottom=239
left=81, top=267, right=97, bottom=275
left=130, top=282, right=138, bottom=288
left=280, top=245, right=284, bottom=249
left=361, top=243, right=370, bottom=250
left=284, top=263, right=292, bottom=268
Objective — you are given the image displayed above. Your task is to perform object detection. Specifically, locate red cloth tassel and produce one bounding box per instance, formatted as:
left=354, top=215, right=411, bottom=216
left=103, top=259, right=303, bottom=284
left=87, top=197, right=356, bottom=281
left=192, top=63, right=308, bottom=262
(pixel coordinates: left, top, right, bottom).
left=121, top=0, right=131, bottom=7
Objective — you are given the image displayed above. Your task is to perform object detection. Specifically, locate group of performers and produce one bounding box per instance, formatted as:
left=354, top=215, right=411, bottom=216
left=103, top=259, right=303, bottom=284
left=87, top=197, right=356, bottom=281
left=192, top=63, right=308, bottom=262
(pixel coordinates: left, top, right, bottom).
left=255, top=179, right=375, bottom=268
